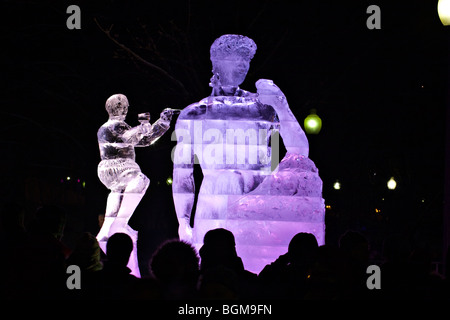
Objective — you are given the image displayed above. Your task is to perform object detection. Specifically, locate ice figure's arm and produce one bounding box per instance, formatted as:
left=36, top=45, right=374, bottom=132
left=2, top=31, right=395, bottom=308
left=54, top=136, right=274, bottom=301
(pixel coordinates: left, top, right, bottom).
left=121, top=123, right=149, bottom=146
left=173, top=166, right=195, bottom=240
left=122, top=110, right=174, bottom=147
left=135, top=118, right=170, bottom=147
left=256, top=79, right=309, bottom=156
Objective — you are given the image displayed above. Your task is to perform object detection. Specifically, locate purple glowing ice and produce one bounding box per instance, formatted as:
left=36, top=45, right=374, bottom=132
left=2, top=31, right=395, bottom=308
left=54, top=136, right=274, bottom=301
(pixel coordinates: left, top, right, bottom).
left=172, top=35, right=325, bottom=273
left=97, top=93, right=177, bottom=277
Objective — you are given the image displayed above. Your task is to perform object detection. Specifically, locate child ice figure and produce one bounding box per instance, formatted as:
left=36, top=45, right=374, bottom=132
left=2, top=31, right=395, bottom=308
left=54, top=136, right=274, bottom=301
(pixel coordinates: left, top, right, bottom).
left=97, top=93, right=177, bottom=277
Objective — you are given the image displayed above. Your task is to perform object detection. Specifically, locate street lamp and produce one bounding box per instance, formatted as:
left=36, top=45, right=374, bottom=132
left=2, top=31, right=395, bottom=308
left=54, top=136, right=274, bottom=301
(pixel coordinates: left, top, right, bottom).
left=438, top=0, right=450, bottom=277
left=304, top=109, right=322, bottom=134
left=438, top=0, right=450, bottom=25
left=387, top=177, right=397, bottom=190
left=333, top=180, right=341, bottom=190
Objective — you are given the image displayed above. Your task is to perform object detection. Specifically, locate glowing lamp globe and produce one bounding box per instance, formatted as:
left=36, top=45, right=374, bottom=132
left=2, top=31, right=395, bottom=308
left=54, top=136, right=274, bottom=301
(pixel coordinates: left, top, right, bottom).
left=304, top=109, right=322, bottom=134
left=387, top=177, right=397, bottom=190
left=438, top=0, right=450, bottom=26
left=333, top=181, right=341, bottom=190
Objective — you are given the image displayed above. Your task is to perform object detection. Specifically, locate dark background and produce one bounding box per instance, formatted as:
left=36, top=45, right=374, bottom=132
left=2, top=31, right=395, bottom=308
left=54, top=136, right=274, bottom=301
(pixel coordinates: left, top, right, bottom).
left=2, top=0, right=448, bottom=275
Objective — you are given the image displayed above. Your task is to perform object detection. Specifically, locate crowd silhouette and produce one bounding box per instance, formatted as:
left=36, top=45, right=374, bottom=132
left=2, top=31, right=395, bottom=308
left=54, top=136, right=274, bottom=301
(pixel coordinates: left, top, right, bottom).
left=1, top=202, right=449, bottom=300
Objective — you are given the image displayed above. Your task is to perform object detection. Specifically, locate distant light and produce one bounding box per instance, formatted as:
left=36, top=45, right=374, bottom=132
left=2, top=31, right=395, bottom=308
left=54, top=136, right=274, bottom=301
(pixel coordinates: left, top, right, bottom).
left=166, top=177, right=173, bottom=185
left=387, top=177, right=397, bottom=190
left=421, top=198, right=425, bottom=203
left=438, top=0, right=450, bottom=26
left=375, top=208, right=381, bottom=213
left=82, top=181, right=86, bottom=188
left=66, top=176, right=71, bottom=181
left=306, top=119, right=319, bottom=129
left=304, top=109, right=322, bottom=134
left=333, top=181, right=341, bottom=190
left=326, top=205, right=331, bottom=209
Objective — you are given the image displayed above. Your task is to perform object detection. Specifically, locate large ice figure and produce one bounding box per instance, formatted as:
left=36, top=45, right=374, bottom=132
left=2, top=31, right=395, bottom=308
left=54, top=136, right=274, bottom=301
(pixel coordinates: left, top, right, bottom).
left=97, top=93, right=177, bottom=277
left=172, top=35, right=325, bottom=274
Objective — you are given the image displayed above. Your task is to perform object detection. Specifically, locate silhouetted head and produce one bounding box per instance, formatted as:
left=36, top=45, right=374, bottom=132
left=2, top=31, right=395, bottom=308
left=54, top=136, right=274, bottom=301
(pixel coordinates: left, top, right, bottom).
left=106, top=233, right=133, bottom=266
left=288, top=232, right=319, bottom=265
left=339, top=230, right=369, bottom=266
left=150, top=240, right=199, bottom=284
left=203, top=228, right=236, bottom=247
left=382, top=233, right=411, bottom=263
left=105, top=93, right=129, bottom=120
left=1, top=201, right=25, bottom=233
left=34, top=205, right=66, bottom=240
left=67, top=232, right=102, bottom=272
left=210, top=35, right=256, bottom=87
left=198, top=264, right=239, bottom=300
left=199, top=228, right=240, bottom=270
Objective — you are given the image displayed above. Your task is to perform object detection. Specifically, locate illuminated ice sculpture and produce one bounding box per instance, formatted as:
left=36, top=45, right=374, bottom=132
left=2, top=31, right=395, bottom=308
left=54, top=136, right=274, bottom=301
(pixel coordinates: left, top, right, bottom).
left=97, top=93, right=177, bottom=277
left=172, top=35, right=325, bottom=274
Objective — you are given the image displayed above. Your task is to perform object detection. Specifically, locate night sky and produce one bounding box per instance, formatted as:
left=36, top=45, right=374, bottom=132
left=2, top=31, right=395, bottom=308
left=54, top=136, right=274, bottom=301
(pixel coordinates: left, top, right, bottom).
left=3, top=0, right=448, bottom=269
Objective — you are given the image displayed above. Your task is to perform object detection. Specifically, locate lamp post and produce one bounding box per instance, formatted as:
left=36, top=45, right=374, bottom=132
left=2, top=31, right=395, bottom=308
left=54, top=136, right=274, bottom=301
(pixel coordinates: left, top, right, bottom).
left=438, top=0, right=450, bottom=275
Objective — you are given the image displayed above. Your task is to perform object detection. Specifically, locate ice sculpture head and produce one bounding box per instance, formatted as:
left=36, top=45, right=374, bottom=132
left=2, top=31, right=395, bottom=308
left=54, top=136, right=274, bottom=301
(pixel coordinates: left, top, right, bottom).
left=210, top=34, right=257, bottom=87
left=105, top=93, right=129, bottom=120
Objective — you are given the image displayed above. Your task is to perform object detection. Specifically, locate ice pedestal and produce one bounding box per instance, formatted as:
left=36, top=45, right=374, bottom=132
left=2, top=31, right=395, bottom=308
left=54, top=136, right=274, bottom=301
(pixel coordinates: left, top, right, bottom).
left=188, top=154, right=325, bottom=274
left=191, top=197, right=325, bottom=274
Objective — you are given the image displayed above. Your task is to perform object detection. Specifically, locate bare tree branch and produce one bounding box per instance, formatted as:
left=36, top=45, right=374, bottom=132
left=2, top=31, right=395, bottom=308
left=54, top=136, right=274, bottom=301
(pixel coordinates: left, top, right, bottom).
left=94, top=18, right=189, bottom=98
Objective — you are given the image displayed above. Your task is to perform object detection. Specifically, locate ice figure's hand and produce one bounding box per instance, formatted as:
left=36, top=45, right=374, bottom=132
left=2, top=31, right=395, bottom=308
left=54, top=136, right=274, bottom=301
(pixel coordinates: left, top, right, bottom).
left=256, top=79, right=283, bottom=96
left=257, top=78, right=309, bottom=156
left=178, top=220, right=193, bottom=242
left=160, top=108, right=181, bottom=122
left=256, top=79, right=286, bottom=111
